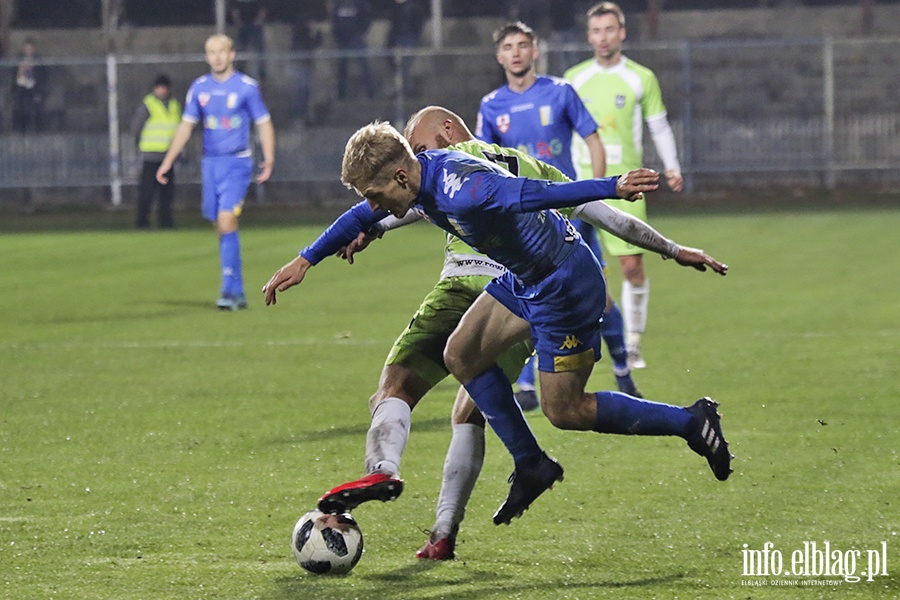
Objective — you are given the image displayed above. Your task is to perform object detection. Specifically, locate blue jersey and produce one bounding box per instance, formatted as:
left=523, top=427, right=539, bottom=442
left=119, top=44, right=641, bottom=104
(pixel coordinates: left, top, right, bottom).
left=183, top=71, right=270, bottom=158
left=301, top=150, right=618, bottom=284
left=414, top=150, right=616, bottom=285
left=475, top=76, right=598, bottom=180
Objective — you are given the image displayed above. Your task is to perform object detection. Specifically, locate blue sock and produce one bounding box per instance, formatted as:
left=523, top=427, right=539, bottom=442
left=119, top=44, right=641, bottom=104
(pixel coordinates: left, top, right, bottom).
left=593, top=391, right=692, bottom=437
left=464, top=364, right=542, bottom=466
left=516, top=355, right=537, bottom=390
left=220, top=231, right=244, bottom=297
left=602, top=302, right=629, bottom=373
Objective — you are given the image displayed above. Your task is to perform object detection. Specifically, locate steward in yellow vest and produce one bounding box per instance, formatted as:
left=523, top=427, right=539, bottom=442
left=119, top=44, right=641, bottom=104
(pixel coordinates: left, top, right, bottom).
left=132, top=74, right=182, bottom=229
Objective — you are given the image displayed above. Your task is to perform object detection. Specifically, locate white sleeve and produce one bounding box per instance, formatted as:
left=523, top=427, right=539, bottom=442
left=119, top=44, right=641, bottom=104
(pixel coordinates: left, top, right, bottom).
left=646, top=113, right=681, bottom=173
left=570, top=201, right=680, bottom=258
left=372, top=209, right=424, bottom=235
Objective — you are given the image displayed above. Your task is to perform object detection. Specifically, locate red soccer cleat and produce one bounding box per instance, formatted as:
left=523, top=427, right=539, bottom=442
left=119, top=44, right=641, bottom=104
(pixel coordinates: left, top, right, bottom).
left=317, top=473, right=404, bottom=513
left=415, top=532, right=456, bottom=560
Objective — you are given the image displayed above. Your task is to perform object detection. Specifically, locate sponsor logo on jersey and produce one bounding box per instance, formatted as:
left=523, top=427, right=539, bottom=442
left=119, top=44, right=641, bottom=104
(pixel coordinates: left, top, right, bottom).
left=204, top=115, right=243, bottom=130
left=198, top=92, right=211, bottom=107
left=615, top=94, right=626, bottom=108
left=558, top=335, right=583, bottom=350
left=227, top=93, right=238, bottom=109
left=510, top=103, right=533, bottom=113
left=442, top=169, right=469, bottom=199
left=539, top=105, right=553, bottom=126
left=496, top=114, right=510, bottom=134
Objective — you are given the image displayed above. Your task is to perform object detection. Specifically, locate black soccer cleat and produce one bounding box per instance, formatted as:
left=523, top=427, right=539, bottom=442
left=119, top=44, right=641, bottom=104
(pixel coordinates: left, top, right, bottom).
left=685, top=397, right=733, bottom=481
left=317, top=473, right=404, bottom=514
left=493, top=452, right=564, bottom=525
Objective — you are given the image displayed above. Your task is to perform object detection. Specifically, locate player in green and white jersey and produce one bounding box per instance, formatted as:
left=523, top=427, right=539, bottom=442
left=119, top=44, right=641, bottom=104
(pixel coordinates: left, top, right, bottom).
left=564, top=1, right=684, bottom=369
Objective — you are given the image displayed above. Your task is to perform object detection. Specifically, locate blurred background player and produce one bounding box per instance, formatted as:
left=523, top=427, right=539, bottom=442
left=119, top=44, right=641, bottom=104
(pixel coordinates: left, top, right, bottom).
left=476, top=21, right=639, bottom=407
left=156, top=34, right=275, bottom=311
left=131, top=74, right=181, bottom=229
left=565, top=2, right=683, bottom=368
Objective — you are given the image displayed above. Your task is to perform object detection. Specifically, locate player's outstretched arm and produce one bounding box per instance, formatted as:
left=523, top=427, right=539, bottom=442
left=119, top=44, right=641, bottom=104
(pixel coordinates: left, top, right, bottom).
left=262, top=254, right=313, bottom=305
left=615, top=168, right=660, bottom=200
left=670, top=246, right=728, bottom=275
left=336, top=230, right=379, bottom=264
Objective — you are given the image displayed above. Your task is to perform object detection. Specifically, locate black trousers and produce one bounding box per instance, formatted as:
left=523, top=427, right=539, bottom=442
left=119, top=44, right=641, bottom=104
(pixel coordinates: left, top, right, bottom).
left=136, top=160, right=174, bottom=228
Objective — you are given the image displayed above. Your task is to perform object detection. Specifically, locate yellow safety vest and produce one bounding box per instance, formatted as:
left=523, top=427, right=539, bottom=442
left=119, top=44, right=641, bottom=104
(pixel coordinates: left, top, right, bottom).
left=139, top=94, right=181, bottom=153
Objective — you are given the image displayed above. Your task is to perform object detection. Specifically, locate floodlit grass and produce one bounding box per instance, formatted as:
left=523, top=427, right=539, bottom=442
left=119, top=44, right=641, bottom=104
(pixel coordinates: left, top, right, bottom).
left=1, top=209, right=898, bottom=599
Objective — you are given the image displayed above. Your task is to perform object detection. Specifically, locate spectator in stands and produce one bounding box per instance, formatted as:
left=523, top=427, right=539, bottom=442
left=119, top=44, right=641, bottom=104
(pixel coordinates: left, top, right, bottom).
left=231, top=0, right=268, bottom=81
left=12, top=37, right=45, bottom=133
left=291, top=6, right=323, bottom=126
left=131, top=74, right=181, bottom=229
left=329, top=0, right=376, bottom=99
left=387, top=0, right=426, bottom=96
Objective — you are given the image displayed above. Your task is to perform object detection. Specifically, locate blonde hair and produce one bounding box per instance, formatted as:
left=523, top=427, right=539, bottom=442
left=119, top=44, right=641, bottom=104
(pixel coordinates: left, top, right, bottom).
left=205, top=34, right=235, bottom=52
left=587, top=2, right=626, bottom=28
left=341, top=122, right=415, bottom=195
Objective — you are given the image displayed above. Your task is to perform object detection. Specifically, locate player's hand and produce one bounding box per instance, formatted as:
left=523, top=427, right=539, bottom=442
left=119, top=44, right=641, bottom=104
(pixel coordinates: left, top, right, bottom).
left=262, top=254, right=312, bottom=305
left=155, top=163, right=172, bottom=185
left=335, top=230, right=379, bottom=264
left=616, top=168, right=659, bottom=201
left=672, top=246, right=728, bottom=276
left=257, top=161, right=274, bottom=184
left=665, top=170, right=684, bottom=192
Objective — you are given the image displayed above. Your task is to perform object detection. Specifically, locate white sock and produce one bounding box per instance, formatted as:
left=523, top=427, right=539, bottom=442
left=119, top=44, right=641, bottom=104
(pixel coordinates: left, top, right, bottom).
left=433, top=423, right=485, bottom=537
left=364, top=397, right=411, bottom=476
left=621, top=278, right=650, bottom=346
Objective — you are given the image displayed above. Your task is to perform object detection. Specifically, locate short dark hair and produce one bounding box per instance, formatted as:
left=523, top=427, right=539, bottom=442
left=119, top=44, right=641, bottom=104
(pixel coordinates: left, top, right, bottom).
left=587, top=2, right=626, bottom=28
left=153, top=74, right=172, bottom=88
left=492, top=21, right=536, bottom=46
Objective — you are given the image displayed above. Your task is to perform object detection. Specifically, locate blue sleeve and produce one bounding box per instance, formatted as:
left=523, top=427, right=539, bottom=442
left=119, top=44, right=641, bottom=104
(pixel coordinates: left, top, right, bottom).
left=183, top=82, right=201, bottom=122
left=564, top=84, right=599, bottom=140
left=246, top=83, right=270, bottom=123
left=299, top=201, right=388, bottom=264
left=517, top=177, right=620, bottom=212
left=475, top=103, right=496, bottom=143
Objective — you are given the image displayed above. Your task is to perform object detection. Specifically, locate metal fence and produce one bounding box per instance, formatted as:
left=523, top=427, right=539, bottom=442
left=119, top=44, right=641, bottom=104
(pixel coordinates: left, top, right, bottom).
left=1, top=36, right=898, bottom=201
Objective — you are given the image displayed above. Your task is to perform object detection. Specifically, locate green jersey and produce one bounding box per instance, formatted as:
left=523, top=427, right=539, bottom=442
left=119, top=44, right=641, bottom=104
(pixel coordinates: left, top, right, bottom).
left=438, top=139, right=571, bottom=278
left=564, top=56, right=668, bottom=179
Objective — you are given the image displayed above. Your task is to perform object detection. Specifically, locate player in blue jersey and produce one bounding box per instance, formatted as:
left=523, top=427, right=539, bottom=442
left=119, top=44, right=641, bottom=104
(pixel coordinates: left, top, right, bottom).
left=476, top=21, right=637, bottom=408
left=157, top=34, right=275, bottom=311
left=269, top=121, right=731, bottom=526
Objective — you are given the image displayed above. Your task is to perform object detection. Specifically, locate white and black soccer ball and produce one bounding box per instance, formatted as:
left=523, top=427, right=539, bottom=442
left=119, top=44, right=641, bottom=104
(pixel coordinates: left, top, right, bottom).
left=291, top=509, right=364, bottom=575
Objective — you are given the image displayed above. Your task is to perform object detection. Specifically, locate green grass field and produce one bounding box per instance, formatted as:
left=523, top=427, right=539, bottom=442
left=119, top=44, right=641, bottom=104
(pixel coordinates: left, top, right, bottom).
left=1, top=208, right=898, bottom=599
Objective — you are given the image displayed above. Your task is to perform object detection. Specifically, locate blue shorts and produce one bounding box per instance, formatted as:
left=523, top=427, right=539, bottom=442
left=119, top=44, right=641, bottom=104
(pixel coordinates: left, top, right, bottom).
left=485, top=241, right=606, bottom=373
left=201, top=155, right=253, bottom=221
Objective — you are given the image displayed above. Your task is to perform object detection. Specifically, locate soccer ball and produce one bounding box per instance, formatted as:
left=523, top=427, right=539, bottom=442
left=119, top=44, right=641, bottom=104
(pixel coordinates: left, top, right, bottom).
left=291, top=509, right=364, bottom=575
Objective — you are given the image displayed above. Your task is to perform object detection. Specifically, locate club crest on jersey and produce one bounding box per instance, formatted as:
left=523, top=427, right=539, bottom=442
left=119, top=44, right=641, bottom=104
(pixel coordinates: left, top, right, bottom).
left=198, top=92, right=211, bottom=107
left=227, top=93, right=238, bottom=109
left=539, top=105, right=553, bottom=126
left=442, top=169, right=469, bottom=199
left=496, top=114, right=510, bottom=134
left=615, top=94, right=626, bottom=108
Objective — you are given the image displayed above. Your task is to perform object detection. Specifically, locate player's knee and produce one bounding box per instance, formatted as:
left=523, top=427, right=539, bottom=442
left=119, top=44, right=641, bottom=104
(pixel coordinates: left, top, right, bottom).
left=541, top=394, right=591, bottom=431
left=442, top=343, right=470, bottom=382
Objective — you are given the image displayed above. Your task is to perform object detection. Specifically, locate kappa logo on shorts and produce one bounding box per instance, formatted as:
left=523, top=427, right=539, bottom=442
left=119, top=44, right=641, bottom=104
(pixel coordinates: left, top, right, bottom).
left=558, top=335, right=583, bottom=350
